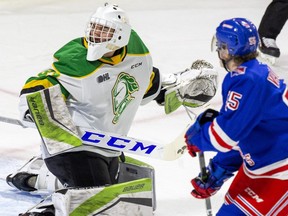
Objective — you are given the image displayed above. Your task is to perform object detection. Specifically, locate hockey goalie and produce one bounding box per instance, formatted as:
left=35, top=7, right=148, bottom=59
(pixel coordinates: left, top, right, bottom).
left=7, top=4, right=217, bottom=216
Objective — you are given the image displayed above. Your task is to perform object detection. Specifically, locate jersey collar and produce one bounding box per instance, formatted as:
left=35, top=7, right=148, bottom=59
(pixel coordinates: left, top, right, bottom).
left=83, top=38, right=127, bottom=65
left=99, top=46, right=127, bottom=65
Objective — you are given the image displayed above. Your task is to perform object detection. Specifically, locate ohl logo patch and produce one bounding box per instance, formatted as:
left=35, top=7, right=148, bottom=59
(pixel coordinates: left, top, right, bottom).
left=97, top=73, right=110, bottom=83
left=112, top=72, right=139, bottom=124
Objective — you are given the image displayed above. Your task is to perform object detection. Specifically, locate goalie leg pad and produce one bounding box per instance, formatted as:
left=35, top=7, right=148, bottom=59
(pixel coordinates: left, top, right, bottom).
left=53, top=178, right=153, bottom=216
left=13, top=155, right=44, bottom=174
left=20, top=178, right=153, bottom=216
left=118, top=156, right=156, bottom=211
left=19, top=195, right=55, bottom=216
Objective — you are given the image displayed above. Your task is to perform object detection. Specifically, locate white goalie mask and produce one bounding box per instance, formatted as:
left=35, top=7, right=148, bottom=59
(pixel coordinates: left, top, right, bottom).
left=85, top=4, right=131, bottom=61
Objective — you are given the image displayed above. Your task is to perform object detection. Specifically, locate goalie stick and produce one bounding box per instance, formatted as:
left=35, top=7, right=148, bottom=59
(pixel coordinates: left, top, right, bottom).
left=73, top=120, right=190, bottom=160
left=0, top=114, right=189, bottom=161
left=79, top=125, right=189, bottom=161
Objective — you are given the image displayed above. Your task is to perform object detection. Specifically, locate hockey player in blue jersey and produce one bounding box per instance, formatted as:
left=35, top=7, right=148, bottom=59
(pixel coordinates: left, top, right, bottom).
left=185, top=17, right=288, bottom=215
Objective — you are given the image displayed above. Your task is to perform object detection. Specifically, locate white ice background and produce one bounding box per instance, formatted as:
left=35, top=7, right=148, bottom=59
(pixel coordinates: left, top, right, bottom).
left=0, top=0, right=287, bottom=215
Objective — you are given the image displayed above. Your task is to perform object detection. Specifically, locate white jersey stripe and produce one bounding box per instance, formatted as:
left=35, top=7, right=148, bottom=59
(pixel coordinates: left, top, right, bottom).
left=243, top=158, right=288, bottom=180
left=208, top=119, right=238, bottom=152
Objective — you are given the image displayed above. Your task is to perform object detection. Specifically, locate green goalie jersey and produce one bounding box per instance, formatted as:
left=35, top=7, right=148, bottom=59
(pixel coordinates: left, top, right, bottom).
left=20, top=30, right=161, bottom=157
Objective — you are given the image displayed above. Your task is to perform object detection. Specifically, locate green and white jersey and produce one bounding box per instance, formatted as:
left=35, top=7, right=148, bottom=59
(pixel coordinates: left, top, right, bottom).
left=21, top=30, right=155, bottom=157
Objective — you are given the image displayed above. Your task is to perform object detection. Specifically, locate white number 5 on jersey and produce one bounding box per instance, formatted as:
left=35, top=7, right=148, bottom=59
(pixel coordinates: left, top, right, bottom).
left=225, top=90, right=242, bottom=111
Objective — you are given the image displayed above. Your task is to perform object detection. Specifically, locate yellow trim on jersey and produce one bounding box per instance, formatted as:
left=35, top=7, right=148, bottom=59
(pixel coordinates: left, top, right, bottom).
left=83, top=37, right=127, bottom=65
left=52, top=62, right=106, bottom=80
left=83, top=37, right=88, bottom=48
left=100, top=46, right=127, bottom=65
left=127, top=52, right=150, bottom=57
left=23, top=79, right=54, bottom=89
left=51, top=64, right=62, bottom=77
left=145, top=71, right=155, bottom=94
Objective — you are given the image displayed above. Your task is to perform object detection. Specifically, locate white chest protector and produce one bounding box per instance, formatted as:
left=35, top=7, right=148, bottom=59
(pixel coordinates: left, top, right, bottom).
left=61, top=55, right=152, bottom=135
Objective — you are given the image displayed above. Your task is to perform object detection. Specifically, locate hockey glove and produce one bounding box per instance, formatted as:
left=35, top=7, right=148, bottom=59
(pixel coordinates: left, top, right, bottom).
left=160, top=60, right=218, bottom=114
left=185, top=109, right=219, bottom=157
left=186, top=144, right=201, bottom=157
left=197, top=108, right=219, bottom=125
left=191, top=160, right=234, bottom=199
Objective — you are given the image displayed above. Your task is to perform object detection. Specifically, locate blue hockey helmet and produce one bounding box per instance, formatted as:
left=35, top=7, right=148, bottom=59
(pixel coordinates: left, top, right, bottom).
left=215, top=18, right=259, bottom=56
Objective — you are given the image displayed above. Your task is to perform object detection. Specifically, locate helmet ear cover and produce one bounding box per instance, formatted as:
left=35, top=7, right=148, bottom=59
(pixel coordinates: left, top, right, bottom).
left=85, top=4, right=131, bottom=61
left=215, top=18, right=259, bottom=56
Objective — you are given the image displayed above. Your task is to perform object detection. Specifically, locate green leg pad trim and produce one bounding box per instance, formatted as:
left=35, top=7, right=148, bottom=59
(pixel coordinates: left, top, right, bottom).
left=70, top=178, right=152, bottom=216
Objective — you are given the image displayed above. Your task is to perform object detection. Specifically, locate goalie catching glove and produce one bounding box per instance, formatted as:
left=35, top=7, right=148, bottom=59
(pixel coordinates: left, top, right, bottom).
left=160, top=60, right=218, bottom=114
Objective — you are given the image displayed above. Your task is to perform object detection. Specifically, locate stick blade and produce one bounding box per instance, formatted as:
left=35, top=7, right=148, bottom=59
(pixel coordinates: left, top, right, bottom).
left=161, top=124, right=191, bottom=160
